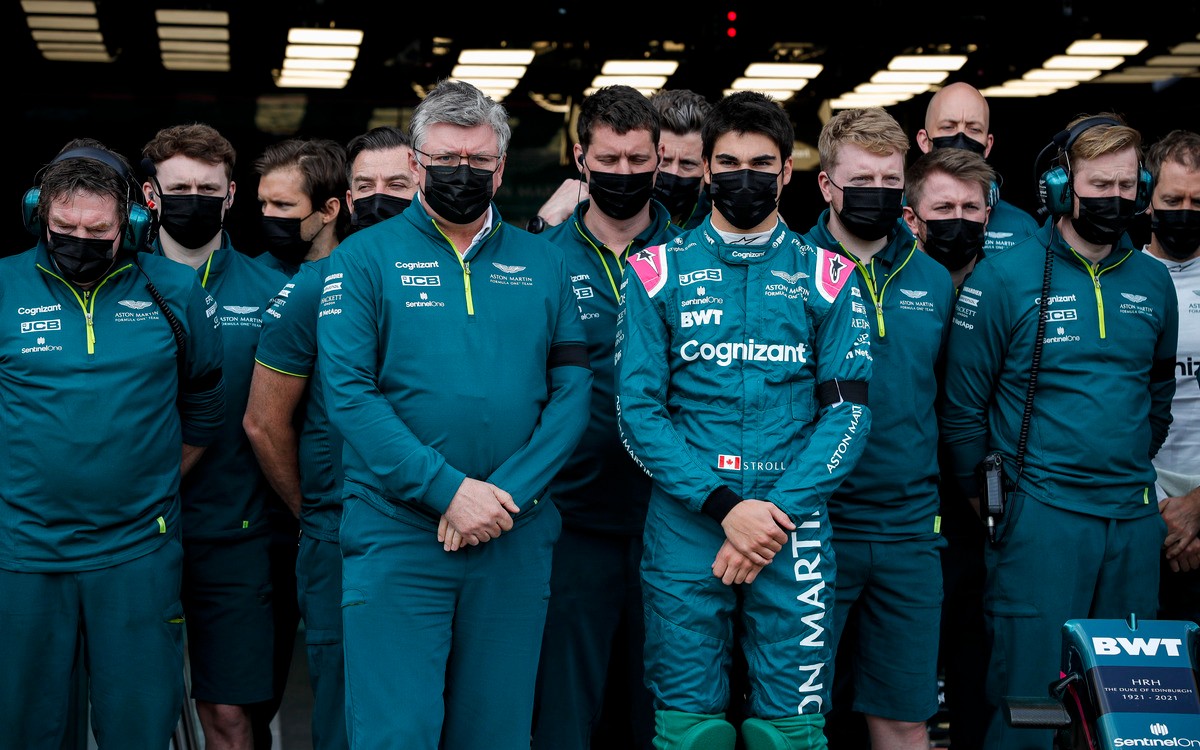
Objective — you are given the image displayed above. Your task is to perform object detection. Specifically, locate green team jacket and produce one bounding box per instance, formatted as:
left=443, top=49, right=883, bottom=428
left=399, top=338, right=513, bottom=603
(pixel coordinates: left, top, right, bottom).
left=0, top=243, right=225, bottom=572
left=804, top=212, right=956, bottom=540
left=316, top=199, right=594, bottom=529
left=941, top=220, right=1178, bottom=518
left=255, top=255, right=344, bottom=542
left=158, top=237, right=289, bottom=540
left=540, top=199, right=681, bottom=535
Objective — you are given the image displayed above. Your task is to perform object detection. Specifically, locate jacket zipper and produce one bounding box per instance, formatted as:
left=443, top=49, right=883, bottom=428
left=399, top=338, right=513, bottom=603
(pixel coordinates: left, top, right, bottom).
left=37, top=263, right=130, bottom=354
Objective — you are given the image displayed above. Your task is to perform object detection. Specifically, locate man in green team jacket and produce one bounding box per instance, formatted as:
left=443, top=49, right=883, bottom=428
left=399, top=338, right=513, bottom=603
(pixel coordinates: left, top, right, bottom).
left=316, top=79, right=593, bottom=750
left=0, top=139, right=226, bottom=749
left=941, top=113, right=1178, bottom=750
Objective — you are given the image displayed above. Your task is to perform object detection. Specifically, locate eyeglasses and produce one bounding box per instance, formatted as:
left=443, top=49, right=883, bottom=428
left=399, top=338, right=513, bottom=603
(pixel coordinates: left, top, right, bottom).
left=414, top=148, right=501, bottom=174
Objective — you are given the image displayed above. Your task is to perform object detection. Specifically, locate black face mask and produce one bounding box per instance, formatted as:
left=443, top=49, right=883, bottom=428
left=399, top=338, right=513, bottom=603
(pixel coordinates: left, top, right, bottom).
left=423, top=164, right=493, bottom=225
left=588, top=169, right=655, bottom=221
left=47, top=230, right=118, bottom=284
left=351, top=193, right=411, bottom=230
left=832, top=183, right=904, bottom=241
left=930, top=133, right=987, bottom=156
left=1151, top=209, right=1200, bottom=261
left=159, top=194, right=225, bottom=249
left=919, top=217, right=986, bottom=271
left=709, top=168, right=780, bottom=230
left=1073, top=195, right=1137, bottom=246
left=652, top=171, right=703, bottom=218
left=261, top=212, right=314, bottom=264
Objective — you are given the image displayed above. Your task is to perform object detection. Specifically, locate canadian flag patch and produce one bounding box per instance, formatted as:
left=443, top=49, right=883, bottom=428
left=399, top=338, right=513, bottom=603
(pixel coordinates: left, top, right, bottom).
left=717, top=454, right=742, bottom=470
left=627, top=245, right=669, bottom=299
left=815, top=247, right=853, bottom=303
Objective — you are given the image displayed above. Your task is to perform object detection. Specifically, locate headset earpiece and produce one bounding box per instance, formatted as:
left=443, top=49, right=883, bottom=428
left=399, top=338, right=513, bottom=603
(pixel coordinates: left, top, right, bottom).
left=22, top=187, right=41, bottom=235
left=23, top=146, right=152, bottom=253
left=1037, top=116, right=1126, bottom=216
left=1135, top=166, right=1153, bottom=214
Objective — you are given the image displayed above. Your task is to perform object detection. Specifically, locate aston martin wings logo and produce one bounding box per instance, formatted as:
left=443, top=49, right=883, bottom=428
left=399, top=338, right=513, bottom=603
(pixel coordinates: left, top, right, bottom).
left=224, top=305, right=260, bottom=314
left=493, top=262, right=526, bottom=273
left=771, top=270, right=808, bottom=284
left=118, top=300, right=153, bottom=309
left=900, top=289, right=928, bottom=299
left=986, top=231, right=1013, bottom=239
left=1121, top=293, right=1147, bottom=303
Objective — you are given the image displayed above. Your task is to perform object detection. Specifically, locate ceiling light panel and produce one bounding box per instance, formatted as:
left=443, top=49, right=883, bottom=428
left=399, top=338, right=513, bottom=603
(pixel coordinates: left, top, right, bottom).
left=743, top=62, right=823, bottom=78
left=590, top=75, right=668, bottom=88
left=887, top=54, right=968, bottom=71
left=26, top=15, right=97, bottom=29
left=21, top=1, right=95, bottom=13
left=1146, top=55, right=1200, bottom=66
left=158, top=26, right=229, bottom=41
left=156, top=7, right=230, bottom=73
left=1043, top=55, right=1124, bottom=70
left=730, top=77, right=809, bottom=91
left=1023, top=68, right=1101, bottom=81
left=276, top=27, right=363, bottom=89
left=156, top=10, right=228, bottom=25
left=458, top=49, right=535, bottom=65
left=287, top=28, right=363, bottom=45
left=870, top=70, right=948, bottom=84
left=1065, top=39, right=1148, bottom=56
left=451, top=65, right=528, bottom=79
left=601, top=60, right=679, bottom=76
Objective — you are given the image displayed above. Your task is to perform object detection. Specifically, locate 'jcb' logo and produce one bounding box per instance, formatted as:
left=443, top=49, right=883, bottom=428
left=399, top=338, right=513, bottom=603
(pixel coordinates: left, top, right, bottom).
left=401, top=275, right=441, bottom=287
left=21, top=319, right=61, bottom=333
left=1091, top=637, right=1183, bottom=657
left=681, top=309, right=723, bottom=328
left=679, top=268, right=722, bottom=285
left=1043, top=308, right=1078, bottom=322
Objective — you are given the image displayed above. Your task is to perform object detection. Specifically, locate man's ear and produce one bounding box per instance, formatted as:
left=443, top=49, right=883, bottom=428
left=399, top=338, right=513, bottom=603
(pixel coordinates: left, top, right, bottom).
left=915, top=129, right=934, bottom=155
left=902, top=205, right=921, bottom=238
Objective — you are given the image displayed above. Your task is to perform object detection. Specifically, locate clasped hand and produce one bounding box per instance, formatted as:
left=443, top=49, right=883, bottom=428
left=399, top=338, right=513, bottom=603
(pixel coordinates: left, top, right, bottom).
left=437, top=477, right=519, bottom=552
left=712, top=499, right=794, bottom=585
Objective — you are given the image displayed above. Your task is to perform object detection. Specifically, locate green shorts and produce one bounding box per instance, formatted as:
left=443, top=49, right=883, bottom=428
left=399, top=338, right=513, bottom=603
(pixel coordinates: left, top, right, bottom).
left=830, top=536, right=945, bottom=722
left=182, top=533, right=275, bottom=704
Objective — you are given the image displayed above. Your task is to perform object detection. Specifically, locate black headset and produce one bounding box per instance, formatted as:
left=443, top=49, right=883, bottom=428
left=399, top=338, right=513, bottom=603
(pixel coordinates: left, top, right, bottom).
left=22, top=146, right=155, bottom=253
left=1035, top=116, right=1153, bottom=216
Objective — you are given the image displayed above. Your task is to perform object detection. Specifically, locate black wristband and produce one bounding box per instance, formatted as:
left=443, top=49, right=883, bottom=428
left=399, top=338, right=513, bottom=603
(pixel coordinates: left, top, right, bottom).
left=702, top=486, right=743, bottom=523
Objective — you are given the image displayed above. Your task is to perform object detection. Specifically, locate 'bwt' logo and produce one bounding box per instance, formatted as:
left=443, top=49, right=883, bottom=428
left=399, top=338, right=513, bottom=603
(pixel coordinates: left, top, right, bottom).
left=1151, top=724, right=1169, bottom=737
